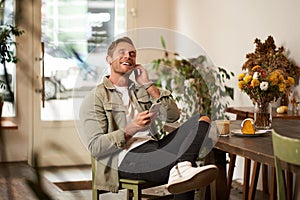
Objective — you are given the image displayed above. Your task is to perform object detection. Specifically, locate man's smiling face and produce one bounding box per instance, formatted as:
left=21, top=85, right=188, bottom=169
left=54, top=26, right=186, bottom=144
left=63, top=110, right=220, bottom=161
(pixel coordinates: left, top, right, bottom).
left=109, top=41, right=137, bottom=76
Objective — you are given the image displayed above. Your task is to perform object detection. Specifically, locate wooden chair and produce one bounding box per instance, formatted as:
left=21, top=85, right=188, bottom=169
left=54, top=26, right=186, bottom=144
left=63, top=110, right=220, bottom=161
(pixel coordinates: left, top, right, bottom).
left=272, top=129, right=300, bottom=200
left=91, top=157, right=173, bottom=200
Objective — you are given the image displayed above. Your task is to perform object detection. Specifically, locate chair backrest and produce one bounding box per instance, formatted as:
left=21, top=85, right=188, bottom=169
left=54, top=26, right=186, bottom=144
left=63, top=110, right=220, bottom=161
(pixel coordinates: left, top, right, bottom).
left=272, top=130, right=300, bottom=200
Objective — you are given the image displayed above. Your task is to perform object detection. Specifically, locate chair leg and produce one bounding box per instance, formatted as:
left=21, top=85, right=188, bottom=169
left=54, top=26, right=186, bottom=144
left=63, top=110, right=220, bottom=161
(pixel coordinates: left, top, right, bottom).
left=286, top=171, right=293, bottom=200
left=92, top=188, right=99, bottom=200
left=120, top=182, right=141, bottom=200
left=243, top=158, right=251, bottom=200
left=131, top=187, right=141, bottom=200
left=262, top=164, right=269, bottom=194
left=248, top=162, right=261, bottom=200
left=269, top=167, right=276, bottom=200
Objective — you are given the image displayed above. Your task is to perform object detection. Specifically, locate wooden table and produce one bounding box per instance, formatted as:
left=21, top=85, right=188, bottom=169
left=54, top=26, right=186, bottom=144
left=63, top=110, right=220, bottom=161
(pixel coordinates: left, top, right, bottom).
left=208, top=119, right=300, bottom=200
left=226, top=106, right=300, bottom=120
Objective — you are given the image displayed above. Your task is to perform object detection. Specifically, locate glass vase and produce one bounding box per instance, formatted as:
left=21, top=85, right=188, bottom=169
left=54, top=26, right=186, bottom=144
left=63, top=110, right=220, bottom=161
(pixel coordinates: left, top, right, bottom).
left=254, top=102, right=272, bottom=129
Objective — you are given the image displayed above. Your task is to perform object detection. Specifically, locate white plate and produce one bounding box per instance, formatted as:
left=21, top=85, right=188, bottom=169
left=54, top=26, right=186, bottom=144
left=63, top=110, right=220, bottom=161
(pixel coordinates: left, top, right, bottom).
left=231, top=129, right=271, bottom=137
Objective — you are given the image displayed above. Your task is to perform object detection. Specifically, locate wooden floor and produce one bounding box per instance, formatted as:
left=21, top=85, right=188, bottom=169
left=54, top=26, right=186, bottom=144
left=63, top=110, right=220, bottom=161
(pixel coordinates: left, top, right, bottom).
left=0, top=162, right=269, bottom=200
left=0, top=162, right=91, bottom=200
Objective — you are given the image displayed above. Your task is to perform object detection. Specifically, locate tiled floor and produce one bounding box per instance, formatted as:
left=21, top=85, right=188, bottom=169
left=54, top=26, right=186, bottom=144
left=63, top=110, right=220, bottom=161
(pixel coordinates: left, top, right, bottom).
left=0, top=162, right=269, bottom=200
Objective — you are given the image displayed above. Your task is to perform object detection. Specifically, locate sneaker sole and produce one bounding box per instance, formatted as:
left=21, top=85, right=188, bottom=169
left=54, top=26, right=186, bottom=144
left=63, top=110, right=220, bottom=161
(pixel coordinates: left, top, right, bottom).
left=167, top=165, right=218, bottom=194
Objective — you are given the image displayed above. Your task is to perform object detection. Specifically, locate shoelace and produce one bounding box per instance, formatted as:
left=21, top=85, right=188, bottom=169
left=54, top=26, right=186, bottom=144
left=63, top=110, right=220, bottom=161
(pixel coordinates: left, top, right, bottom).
left=175, top=164, right=183, bottom=178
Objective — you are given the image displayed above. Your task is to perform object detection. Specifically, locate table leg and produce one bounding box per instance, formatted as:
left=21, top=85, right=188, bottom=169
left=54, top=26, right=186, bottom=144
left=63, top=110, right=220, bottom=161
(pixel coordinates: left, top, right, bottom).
left=243, top=158, right=251, bottom=200
left=248, top=161, right=261, bottom=200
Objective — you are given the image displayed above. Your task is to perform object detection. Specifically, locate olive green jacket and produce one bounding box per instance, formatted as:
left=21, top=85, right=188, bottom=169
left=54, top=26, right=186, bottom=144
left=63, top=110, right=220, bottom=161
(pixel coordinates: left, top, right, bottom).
left=79, top=76, right=180, bottom=192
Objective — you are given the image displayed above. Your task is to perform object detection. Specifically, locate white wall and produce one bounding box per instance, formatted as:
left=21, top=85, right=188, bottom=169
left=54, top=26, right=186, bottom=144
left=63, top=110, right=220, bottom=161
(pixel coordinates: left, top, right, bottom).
left=133, top=0, right=174, bottom=28
left=127, top=0, right=300, bottom=108
left=173, top=0, right=300, bottom=107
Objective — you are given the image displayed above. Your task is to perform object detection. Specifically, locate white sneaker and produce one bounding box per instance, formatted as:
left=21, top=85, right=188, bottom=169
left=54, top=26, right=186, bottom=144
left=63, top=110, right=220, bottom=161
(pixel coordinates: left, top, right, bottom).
left=167, top=161, right=218, bottom=194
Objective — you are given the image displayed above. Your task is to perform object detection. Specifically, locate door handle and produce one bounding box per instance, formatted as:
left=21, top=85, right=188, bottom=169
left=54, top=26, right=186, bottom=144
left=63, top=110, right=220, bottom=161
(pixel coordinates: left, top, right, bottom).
left=41, top=42, right=45, bottom=107
left=35, top=88, right=43, bottom=93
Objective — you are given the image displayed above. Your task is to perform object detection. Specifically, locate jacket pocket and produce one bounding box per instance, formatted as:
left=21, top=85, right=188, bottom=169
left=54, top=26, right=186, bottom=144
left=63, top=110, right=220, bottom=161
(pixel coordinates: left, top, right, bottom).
left=103, top=102, right=127, bottom=112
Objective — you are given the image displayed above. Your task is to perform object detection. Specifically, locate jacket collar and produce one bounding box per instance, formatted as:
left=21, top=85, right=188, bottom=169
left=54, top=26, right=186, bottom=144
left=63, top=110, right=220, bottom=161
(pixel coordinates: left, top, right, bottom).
left=103, top=76, right=136, bottom=91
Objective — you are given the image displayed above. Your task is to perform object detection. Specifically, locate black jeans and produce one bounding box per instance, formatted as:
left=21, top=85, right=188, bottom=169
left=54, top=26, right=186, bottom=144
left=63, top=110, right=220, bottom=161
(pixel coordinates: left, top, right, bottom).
left=118, top=114, right=210, bottom=200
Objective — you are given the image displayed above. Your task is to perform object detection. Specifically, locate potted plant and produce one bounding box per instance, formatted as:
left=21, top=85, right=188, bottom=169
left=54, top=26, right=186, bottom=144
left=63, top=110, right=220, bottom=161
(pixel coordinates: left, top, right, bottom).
left=151, top=36, right=234, bottom=122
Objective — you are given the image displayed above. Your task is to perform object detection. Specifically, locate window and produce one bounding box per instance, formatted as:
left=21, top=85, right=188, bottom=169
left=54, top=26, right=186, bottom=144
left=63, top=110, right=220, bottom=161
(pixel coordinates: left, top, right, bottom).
left=41, top=0, right=126, bottom=120
left=0, top=0, right=16, bottom=117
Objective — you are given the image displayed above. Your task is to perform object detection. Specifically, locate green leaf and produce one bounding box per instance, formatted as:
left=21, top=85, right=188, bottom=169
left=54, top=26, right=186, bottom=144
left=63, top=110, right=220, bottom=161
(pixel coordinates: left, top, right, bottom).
left=225, top=86, right=234, bottom=100
left=160, top=36, right=166, bottom=50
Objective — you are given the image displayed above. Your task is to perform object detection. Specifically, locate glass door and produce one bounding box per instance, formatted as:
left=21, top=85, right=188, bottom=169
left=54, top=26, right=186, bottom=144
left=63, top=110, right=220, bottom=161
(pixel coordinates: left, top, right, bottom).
left=33, top=0, right=126, bottom=166
left=41, top=0, right=126, bottom=121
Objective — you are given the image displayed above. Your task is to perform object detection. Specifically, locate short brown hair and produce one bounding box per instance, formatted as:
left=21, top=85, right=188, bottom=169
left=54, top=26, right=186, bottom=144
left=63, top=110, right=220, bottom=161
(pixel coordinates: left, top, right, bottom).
left=107, top=37, right=135, bottom=56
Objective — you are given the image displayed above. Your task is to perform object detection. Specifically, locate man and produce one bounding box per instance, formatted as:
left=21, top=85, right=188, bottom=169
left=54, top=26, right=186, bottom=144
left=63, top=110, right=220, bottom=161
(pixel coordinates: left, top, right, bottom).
left=79, top=37, right=218, bottom=199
